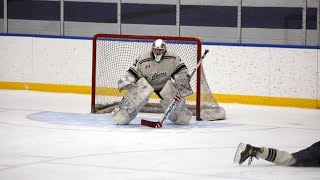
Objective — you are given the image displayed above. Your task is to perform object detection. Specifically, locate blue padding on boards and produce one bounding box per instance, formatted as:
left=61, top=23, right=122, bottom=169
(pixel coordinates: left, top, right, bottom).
left=242, top=7, right=317, bottom=29
left=8, top=0, right=60, bottom=21
left=0, top=0, right=3, bottom=19
left=121, top=3, right=176, bottom=25
left=242, top=7, right=301, bottom=29
left=180, top=5, right=238, bottom=27
left=64, top=2, right=117, bottom=23
left=307, top=8, right=317, bottom=30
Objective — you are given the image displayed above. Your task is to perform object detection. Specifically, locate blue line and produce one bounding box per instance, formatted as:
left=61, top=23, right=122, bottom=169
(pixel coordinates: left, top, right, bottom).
left=1, top=33, right=319, bottom=49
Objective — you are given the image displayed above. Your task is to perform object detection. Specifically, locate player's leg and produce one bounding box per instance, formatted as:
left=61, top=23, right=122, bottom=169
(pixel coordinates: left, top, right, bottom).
left=111, top=78, right=154, bottom=125
left=291, top=141, right=320, bottom=167
left=159, top=80, right=192, bottom=125
left=234, top=143, right=296, bottom=166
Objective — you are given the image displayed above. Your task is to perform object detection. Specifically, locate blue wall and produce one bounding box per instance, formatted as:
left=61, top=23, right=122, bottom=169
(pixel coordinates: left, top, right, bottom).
left=121, top=3, right=176, bottom=25
left=0, top=0, right=3, bottom=19
left=2, top=0, right=320, bottom=45
left=8, top=1, right=60, bottom=21
left=65, top=2, right=117, bottom=23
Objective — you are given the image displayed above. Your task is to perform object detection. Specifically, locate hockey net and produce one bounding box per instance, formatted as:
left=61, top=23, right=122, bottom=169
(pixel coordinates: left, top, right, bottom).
left=91, top=34, right=225, bottom=121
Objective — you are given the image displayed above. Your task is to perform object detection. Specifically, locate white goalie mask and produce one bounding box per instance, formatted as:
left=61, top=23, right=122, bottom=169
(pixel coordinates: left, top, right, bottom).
left=152, top=39, right=166, bottom=62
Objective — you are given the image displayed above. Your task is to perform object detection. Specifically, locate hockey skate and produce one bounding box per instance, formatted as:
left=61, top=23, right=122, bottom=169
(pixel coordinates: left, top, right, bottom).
left=233, top=143, right=262, bottom=165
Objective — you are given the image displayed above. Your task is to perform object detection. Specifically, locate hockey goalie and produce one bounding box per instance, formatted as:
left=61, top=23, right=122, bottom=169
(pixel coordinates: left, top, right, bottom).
left=111, top=39, right=193, bottom=125
left=111, top=39, right=225, bottom=126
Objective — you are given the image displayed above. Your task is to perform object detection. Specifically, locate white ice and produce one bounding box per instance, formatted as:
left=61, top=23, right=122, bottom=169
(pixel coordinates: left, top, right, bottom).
left=0, top=90, right=319, bottom=180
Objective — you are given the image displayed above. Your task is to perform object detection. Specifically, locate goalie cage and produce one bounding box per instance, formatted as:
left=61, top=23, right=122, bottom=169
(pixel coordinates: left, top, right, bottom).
left=91, top=33, right=226, bottom=121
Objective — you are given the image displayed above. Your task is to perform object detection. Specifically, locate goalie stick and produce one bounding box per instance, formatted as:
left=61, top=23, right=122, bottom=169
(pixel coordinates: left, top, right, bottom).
left=141, top=49, right=210, bottom=128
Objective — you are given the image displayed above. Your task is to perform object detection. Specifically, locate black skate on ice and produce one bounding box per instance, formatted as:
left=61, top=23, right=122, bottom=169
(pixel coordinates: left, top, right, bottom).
left=233, top=143, right=262, bottom=165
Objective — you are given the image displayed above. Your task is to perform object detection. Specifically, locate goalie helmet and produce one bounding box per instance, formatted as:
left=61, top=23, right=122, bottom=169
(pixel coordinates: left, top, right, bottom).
left=152, top=39, right=166, bottom=62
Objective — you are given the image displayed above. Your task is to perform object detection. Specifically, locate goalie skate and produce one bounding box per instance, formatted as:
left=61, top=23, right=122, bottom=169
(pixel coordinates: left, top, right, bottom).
left=233, top=142, right=247, bottom=164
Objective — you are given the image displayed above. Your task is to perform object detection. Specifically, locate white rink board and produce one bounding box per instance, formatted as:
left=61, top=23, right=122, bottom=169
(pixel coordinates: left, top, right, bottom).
left=203, top=46, right=270, bottom=96
left=0, top=36, right=92, bottom=85
left=268, top=48, right=318, bottom=99
left=0, top=36, right=33, bottom=82
left=203, top=45, right=319, bottom=99
left=0, top=35, right=319, bottom=100
left=32, top=37, right=92, bottom=85
left=318, top=51, right=320, bottom=100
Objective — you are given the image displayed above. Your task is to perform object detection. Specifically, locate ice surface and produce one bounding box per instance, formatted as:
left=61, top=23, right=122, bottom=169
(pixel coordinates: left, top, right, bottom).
left=0, top=90, right=319, bottom=180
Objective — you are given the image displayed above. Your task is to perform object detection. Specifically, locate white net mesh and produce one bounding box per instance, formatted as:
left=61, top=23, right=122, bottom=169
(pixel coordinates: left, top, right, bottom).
left=92, top=34, right=225, bottom=120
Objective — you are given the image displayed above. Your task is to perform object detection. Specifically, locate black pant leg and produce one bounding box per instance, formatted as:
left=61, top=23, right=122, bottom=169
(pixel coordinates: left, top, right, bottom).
left=291, top=141, right=320, bottom=167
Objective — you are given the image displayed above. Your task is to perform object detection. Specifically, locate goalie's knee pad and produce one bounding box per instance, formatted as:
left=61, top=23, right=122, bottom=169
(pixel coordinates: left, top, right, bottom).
left=111, top=78, right=154, bottom=125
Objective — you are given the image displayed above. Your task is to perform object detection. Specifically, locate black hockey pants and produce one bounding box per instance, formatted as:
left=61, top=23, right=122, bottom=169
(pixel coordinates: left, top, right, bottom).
left=291, top=141, right=320, bottom=167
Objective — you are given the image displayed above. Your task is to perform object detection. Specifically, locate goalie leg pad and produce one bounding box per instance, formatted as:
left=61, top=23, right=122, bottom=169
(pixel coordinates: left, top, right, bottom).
left=159, top=80, right=178, bottom=100
left=160, top=98, right=192, bottom=125
left=174, top=72, right=193, bottom=98
left=159, top=80, right=179, bottom=121
left=111, top=78, right=154, bottom=125
left=159, top=81, right=192, bottom=125
left=171, top=98, right=192, bottom=125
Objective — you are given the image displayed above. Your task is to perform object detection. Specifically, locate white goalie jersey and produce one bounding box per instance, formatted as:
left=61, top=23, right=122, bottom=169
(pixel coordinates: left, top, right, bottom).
left=127, top=50, right=189, bottom=92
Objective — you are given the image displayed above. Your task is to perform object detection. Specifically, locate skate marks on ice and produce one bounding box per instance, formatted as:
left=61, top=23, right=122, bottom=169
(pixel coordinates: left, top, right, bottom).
left=28, top=111, right=116, bottom=127
left=0, top=108, right=15, bottom=112
left=27, top=111, right=240, bottom=129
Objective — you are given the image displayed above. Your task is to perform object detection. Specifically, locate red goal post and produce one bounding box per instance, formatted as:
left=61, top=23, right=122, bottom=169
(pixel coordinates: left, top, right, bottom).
left=91, top=33, right=219, bottom=120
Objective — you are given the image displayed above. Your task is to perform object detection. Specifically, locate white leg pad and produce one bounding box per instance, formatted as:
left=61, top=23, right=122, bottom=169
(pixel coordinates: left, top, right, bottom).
left=159, top=80, right=178, bottom=100
left=111, top=78, right=154, bottom=125
left=159, top=80, right=192, bottom=125
left=172, top=99, right=192, bottom=125
left=174, top=72, right=193, bottom=98
left=160, top=98, right=192, bottom=125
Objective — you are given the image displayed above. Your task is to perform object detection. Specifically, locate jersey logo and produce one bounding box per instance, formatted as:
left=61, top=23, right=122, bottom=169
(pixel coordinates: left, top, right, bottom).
left=145, top=64, right=151, bottom=69
left=150, top=72, right=167, bottom=81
